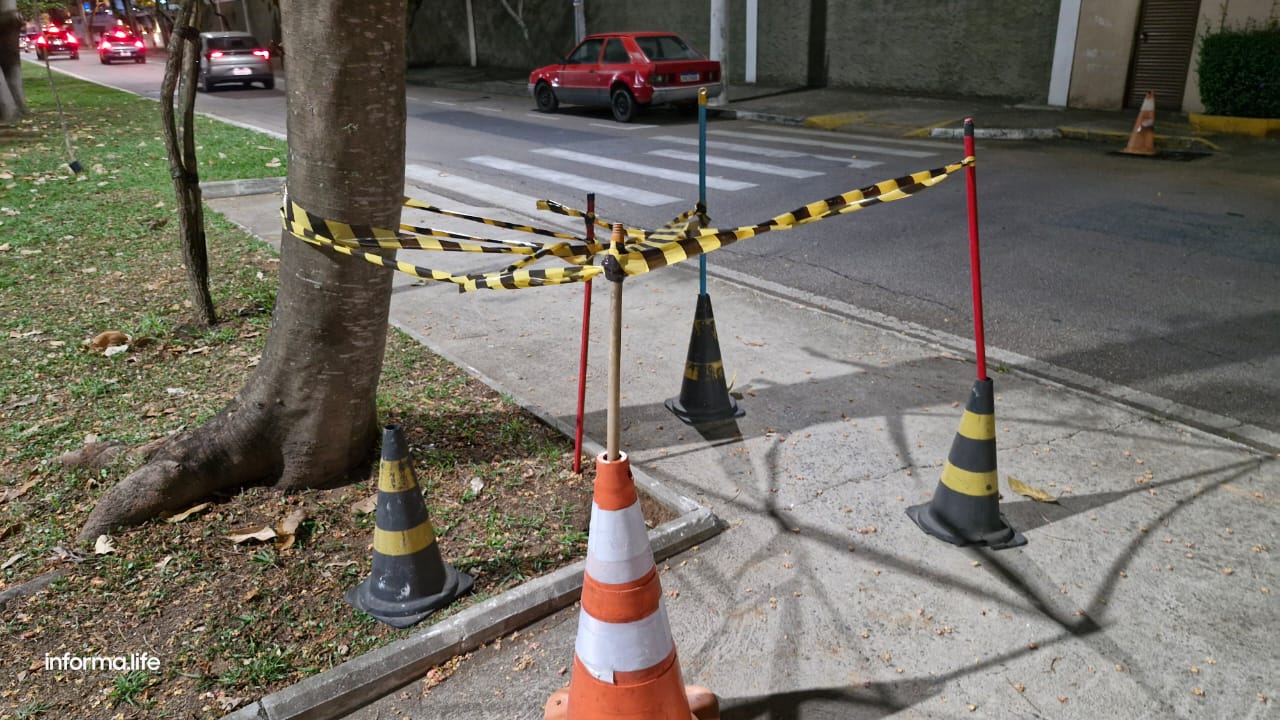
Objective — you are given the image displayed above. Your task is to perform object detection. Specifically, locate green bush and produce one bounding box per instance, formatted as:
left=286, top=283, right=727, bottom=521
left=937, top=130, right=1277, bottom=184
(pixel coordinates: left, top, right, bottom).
left=1197, top=19, right=1280, bottom=117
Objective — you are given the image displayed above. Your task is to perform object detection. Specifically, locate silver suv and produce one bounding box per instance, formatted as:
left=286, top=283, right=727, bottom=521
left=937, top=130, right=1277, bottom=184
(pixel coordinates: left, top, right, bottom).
left=198, top=31, right=274, bottom=91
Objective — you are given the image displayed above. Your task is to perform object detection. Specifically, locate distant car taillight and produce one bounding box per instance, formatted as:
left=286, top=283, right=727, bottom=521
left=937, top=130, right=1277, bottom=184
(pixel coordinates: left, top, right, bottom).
left=253, top=49, right=270, bottom=60
left=133, top=40, right=144, bottom=49
left=99, top=40, right=110, bottom=50
left=209, top=50, right=224, bottom=59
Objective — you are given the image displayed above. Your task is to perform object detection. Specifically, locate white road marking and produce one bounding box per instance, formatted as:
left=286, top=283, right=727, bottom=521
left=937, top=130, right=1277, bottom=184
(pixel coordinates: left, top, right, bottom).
left=532, top=148, right=756, bottom=190
left=710, top=129, right=937, bottom=158
left=646, top=149, right=824, bottom=178
left=464, top=156, right=682, bottom=206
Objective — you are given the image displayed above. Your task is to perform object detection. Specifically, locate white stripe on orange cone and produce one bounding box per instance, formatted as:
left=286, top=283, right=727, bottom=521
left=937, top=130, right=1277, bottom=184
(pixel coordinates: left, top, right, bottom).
left=1122, top=91, right=1157, bottom=155
left=543, top=451, right=718, bottom=720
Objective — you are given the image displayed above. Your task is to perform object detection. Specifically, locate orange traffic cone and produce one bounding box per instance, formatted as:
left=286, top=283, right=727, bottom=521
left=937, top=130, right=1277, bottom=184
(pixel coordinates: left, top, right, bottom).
left=544, top=451, right=719, bottom=720
left=1121, top=91, right=1157, bottom=156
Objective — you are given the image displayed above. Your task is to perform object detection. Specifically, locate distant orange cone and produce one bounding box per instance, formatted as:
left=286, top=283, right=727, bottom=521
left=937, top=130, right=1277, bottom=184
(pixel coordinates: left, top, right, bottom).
left=1121, top=91, right=1157, bottom=156
left=544, top=451, right=719, bottom=720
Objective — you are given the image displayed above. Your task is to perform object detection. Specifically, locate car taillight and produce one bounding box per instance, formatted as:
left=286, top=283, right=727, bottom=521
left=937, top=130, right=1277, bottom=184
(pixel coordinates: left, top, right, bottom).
left=253, top=49, right=270, bottom=60
left=209, top=50, right=224, bottom=59
left=36, top=36, right=47, bottom=46
left=99, top=40, right=110, bottom=50
left=652, top=73, right=671, bottom=84
left=133, top=40, right=144, bottom=49
left=67, top=33, right=78, bottom=45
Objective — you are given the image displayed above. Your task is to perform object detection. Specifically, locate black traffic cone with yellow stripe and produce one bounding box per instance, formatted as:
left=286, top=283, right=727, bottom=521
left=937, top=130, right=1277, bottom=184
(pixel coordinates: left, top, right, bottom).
left=665, top=293, right=744, bottom=425
left=345, top=424, right=473, bottom=628
left=906, top=379, right=1026, bottom=550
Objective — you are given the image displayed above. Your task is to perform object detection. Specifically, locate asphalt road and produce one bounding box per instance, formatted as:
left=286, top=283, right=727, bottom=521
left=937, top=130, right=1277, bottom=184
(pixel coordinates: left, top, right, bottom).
left=35, top=53, right=1280, bottom=447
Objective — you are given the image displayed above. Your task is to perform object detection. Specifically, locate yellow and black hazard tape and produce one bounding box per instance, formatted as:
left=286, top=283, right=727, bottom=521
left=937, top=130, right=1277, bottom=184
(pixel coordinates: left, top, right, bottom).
left=282, top=157, right=971, bottom=291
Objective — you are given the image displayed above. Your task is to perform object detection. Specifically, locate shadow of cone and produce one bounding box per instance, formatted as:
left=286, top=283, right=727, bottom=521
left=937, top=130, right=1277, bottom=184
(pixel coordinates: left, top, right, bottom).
left=1121, top=91, right=1157, bottom=156
left=906, top=379, right=1026, bottom=550
left=665, top=294, right=744, bottom=425
left=345, top=424, right=474, bottom=628
left=544, top=451, right=719, bottom=720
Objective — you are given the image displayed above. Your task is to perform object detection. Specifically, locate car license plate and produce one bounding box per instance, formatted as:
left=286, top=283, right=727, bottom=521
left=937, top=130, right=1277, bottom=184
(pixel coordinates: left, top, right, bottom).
left=680, top=72, right=699, bottom=82
left=119, top=50, right=132, bottom=55
left=232, top=67, right=251, bottom=75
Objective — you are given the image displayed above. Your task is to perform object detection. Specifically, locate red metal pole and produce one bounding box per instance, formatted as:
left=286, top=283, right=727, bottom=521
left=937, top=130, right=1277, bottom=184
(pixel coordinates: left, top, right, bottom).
left=963, top=119, right=987, bottom=381
left=573, top=193, right=596, bottom=474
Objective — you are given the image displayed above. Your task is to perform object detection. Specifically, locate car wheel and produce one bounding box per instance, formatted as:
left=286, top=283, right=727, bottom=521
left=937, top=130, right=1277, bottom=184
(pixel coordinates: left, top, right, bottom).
left=534, top=82, right=558, bottom=113
left=36, top=50, right=44, bottom=60
left=199, top=71, right=211, bottom=93
left=264, top=78, right=275, bottom=90
left=136, top=57, right=145, bottom=64
left=70, top=52, right=78, bottom=60
left=610, top=87, right=637, bottom=123
left=100, top=56, right=109, bottom=64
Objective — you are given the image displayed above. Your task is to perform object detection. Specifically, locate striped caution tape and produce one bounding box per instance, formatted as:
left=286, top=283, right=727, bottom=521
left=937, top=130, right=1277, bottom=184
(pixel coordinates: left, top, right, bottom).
left=282, top=157, right=971, bottom=291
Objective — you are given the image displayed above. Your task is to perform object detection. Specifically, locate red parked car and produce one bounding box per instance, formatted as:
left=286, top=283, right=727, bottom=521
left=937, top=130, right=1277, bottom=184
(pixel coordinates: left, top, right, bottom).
left=528, top=31, right=722, bottom=122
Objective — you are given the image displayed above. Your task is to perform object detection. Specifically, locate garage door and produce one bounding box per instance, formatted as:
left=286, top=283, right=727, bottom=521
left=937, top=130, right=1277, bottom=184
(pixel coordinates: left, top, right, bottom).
left=1125, top=0, right=1201, bottom=110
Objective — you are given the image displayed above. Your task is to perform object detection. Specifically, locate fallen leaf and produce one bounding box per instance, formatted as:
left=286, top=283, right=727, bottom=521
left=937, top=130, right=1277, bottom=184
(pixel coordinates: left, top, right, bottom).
left=165, top=502, right=212, bottom=523
left=226, top=526, right=277, bottom=544
left=1, top=476, right=38, bottom=503
left=2, top=552, right=25, bottom=570
left=1008, top=475, right=1058, bottom=503
left=94, top=534, right=115, bottom=555
left=276, top=507, right=308, bottom=550
left=350, top=495, right=377, bottom=515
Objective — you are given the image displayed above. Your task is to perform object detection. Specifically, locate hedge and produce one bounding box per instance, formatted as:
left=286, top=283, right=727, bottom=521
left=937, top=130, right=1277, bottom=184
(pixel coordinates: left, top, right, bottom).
left=1197, top=20, right=1280, bottom=118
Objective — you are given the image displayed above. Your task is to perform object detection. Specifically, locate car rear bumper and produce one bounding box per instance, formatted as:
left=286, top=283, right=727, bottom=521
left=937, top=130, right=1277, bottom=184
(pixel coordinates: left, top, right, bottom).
left=649, top=82, right=722, bottom=105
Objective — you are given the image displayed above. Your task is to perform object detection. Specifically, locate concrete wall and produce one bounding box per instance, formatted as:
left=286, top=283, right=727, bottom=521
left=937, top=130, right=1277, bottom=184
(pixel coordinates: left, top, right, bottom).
left=1068, top=0, right=1141, bottom=110
left=824, top=0, right=1060, bottom=100
left=407, top=0, right=574, bottom=70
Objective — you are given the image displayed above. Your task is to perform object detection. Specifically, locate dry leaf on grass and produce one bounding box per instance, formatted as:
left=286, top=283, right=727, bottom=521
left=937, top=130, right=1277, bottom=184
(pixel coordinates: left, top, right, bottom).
left=226, top=526, right=277, bottom=544
left=1008, top=475, right=1058, bottom=503
left=165, top=502, right=212, bottom=523
left=2, top=552, right=25, bottom=570
left=87, top=330, right=129, bottom=351
left=350, top=495, right=377, bottom=515
left=276, top=507, right=308, bottom=551
left=1, top=477, right=38, bottom=503
left=94, top=534, right=115, bottom=555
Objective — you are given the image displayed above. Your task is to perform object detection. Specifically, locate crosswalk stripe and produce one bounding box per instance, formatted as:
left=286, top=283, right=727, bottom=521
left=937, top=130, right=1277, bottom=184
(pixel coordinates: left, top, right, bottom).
left=590, top=122, right=658, bottom=131
left=653, top=134, right=807, bottom=159
left=404, top=165, right=585, bottom=235
left=465, top=155, right=682, bottom=207
left=532, top=148, right=756, bottom=191
left=750, top=124, right=957, bottom=149
left=653, top=135, right=882, bottom=169
left=646, top=149, right=824, bottom=179
left=710, top=129, right=937, bottom=158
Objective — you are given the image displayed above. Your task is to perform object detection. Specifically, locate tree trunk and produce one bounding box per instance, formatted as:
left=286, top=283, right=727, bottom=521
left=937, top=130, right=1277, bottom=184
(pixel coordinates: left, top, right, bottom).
left=161, top=0, right=216, bottom=326
left=79, top=0, right=406, bottom=540
left=0, top=0, right=24, bottom=123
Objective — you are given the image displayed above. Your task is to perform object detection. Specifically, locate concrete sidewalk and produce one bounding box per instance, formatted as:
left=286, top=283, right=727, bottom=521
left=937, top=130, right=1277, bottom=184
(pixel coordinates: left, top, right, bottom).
left=208, top=157, right=1278, bottom=719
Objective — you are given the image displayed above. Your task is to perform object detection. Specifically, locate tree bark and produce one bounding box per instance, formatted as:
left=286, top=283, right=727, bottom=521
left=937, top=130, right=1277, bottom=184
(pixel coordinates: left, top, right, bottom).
left=160, top=0, right=216, bottom=326
left=0, top=0, right=25, bottom=123
left=79, top=0, right=406, bottom=540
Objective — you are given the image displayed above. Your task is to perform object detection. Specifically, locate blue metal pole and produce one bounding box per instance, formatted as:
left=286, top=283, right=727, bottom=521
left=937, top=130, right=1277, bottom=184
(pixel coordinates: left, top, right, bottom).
left=698, top=87, right=707, bottom=295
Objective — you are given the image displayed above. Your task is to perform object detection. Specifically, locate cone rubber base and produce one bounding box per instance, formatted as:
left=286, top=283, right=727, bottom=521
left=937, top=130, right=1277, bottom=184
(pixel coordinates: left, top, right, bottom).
left=543, top=684, right=720, bottom=720
left=905, top=501, right=1026, bottom=551
left=344, top=563, right=474, bottom=629
left=664, top=395, right=744, bottom=426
